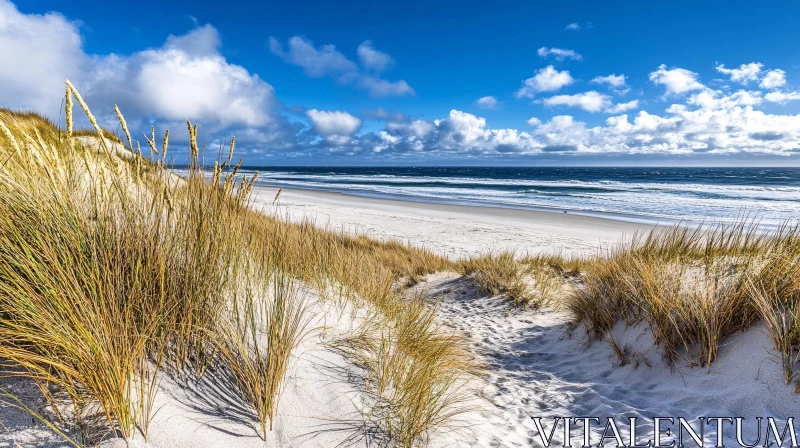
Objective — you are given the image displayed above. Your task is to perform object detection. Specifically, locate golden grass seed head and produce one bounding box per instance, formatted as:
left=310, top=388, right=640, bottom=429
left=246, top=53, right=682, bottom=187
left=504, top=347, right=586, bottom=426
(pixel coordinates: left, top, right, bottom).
left=162, top=129, right=169, bottom=159
left=114, top=105, right=133, bottom=152
left=65, top=87, right=73, bottom=139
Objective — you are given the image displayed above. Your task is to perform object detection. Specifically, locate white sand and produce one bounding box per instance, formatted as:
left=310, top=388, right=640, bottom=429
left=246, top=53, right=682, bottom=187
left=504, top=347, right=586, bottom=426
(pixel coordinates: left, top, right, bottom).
left=250, top=187, right=652, bottom=259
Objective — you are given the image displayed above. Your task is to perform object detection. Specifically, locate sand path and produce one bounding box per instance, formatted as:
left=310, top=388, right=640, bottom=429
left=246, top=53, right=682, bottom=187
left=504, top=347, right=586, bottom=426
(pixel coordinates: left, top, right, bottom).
left=418, top=272, right=800, bottom=447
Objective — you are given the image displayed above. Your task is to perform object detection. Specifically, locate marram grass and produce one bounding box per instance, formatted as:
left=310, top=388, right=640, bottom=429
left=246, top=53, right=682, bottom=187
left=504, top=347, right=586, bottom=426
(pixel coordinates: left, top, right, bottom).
left=0, top=83, right=469, bottom=447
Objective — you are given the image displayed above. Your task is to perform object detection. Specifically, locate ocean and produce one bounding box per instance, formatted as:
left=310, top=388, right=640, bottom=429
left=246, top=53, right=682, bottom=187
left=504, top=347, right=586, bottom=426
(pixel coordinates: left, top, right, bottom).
left=243, top=166, right=800, bottom=228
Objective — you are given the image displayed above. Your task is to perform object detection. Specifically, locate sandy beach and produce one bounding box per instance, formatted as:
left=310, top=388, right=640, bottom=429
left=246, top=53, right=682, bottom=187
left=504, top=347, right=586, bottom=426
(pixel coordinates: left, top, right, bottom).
left=244, top=185, right=800, bottom=446
left=250, top=187, right=652, bottom=260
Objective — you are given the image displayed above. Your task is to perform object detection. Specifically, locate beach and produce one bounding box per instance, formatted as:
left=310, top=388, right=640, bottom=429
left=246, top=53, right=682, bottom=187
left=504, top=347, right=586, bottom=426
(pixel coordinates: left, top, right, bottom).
left=250, top=187, right=652, bottom=260
left=247, top=185, right=800, bottom=447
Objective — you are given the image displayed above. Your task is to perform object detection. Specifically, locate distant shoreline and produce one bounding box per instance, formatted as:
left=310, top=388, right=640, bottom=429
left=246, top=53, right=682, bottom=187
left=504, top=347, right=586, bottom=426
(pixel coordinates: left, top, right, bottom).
left=255, top=181, right=668, bottom=227
left=250, top=186, right=653, bottom=259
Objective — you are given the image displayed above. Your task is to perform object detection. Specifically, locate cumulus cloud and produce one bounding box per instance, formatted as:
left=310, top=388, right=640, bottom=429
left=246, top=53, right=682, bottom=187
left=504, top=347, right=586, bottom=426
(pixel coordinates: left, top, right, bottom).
left=116, top=26, right=278, bottom=128
left=268, top=36, right=356, bottom=78
left=760, top=69, right=786, bottom=89
left=306, top=109, right=362, bottom=137
left=515, top=66, right=574, bottom=99
left=357, top=76, right=414, bottom=97
left=765, top=90, right=800, bottom=103
left=543, top=91, right=611, bottom=112
left=715, top=62, right=786, bottom=90
left=715, top=62, right=763, bottom=84
left=537, top=47, right=582, bottom=61
left=357, top=41, right=394, bottom=72
left=269, top=36, right=413, bottom=97
left=591, top=74, right=626, bottom=88
left=649, top=64, right=705, bottom=95
left=543, top=91, right=639, bottom=114
left=350, top=109, right=543, bottom=155
left=605, top=100, right=640, bottom=114
left=687, top=89, right=762, bottom=110
left=0, top=0, right=86, bottom=113
left=476, top=96, right=500, bottom=110
left=0, top=1, right=278, bottom=132
left=565, top=23, right=581, bottom=30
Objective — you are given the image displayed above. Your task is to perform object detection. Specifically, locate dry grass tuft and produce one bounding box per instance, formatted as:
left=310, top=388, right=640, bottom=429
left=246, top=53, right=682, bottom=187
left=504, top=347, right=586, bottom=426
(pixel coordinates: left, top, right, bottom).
left=458, top=251, right=567, bottom=308
left=568, top=222, right=800, bottom=369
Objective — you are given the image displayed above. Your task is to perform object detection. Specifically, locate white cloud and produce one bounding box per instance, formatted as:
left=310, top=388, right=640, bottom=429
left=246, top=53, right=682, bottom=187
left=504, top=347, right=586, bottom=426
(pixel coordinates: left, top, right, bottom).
left=0, top=0, right=86, bottom=113
left=268, top=36, right=356, bottom=78
left=687, top=89, right=762, bottom=110
left=385, top=117, right=435, bottom=139
left=0, top=2, right=278, bottom=131
left=434, top=110, right=540, bottom=153
left=270, top=36, right=413, bottom=97
left=537, top=47, right=582, bottom=61
left=358, top=83, right=800, bottom=157
left=117, top=26, right=276, bottom=128
left=715, top=63, right=786, bottom=90
left=605, top=100, right=640, bottom=114
left=715, top=62, right=763, bottom=83
left=765, top=91, right=800, bottom=103
left=306, top=109, right=362, bottom=136
left=476, top=96, right=500, bottom=110
left=565, top=23, right=581, bottom=30
left=515, top=65, right=574, bottom=98
left=357, top=76, right=414, bottom=97
left=591, top=74, right=626, bottom=88
left=322, top=95, right=800, bottom=156
left=649, top=64, right=705, bottom=95
left=543, top=91, right=639, bottom=114
left=533, top=115, right=588, bottom=152
left=369, top=109, right=542, bottom=154
left=357, top=41, right=394, bottom=72
left=760, top=69, right=786, bottom=89
left=543, top=91, right=611, bottom=113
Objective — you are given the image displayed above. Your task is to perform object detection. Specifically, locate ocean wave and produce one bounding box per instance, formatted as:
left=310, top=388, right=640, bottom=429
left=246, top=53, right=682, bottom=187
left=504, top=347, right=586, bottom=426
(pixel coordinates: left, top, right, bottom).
left=247, top=170, right=800, bottom=199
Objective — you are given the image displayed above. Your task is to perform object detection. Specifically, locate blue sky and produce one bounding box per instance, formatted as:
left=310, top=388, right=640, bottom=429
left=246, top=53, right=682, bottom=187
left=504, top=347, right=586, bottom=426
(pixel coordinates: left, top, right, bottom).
left=4, top=0, right=800, bottom=165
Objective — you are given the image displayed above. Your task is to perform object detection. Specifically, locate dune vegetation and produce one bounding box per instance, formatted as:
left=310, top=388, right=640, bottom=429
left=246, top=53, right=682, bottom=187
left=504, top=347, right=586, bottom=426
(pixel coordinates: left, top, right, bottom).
left=457, top=221, right=800, bottom=386
left=0, top=83, right=475, bottom=447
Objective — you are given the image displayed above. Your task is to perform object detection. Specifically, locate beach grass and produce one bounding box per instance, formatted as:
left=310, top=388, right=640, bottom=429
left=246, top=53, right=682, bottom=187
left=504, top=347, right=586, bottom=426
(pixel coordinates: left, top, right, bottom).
left=0, top=86, right=471, bottom=446
left=455, top=221, right=800, bottom=381
left=458, top=251, right=569, bottom=308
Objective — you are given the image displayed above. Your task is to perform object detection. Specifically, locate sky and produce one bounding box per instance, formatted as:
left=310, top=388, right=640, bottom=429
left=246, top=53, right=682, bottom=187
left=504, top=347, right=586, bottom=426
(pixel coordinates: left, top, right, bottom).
left=3, top=0, right=800, bottom=166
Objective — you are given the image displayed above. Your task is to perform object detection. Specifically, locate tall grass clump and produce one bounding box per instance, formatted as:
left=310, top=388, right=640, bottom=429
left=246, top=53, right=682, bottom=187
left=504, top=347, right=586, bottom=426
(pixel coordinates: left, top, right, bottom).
left=333, top=296, right=479, bottom=447
left=747, top=243, right=800, bottom=383
left=0, top=86, right=304, bottom=443
left=216, top=269, right=310, bottom=439
left=458, top=251, right=565, bottom=308
left=568, top=221, right=798, bottom=369
left=0, top=84, right=472, bottom=446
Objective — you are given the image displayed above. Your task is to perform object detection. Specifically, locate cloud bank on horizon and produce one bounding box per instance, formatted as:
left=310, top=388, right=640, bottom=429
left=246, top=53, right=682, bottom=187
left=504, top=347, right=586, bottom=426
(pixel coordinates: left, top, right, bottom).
left=2, top=0, right=800, bottom=163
